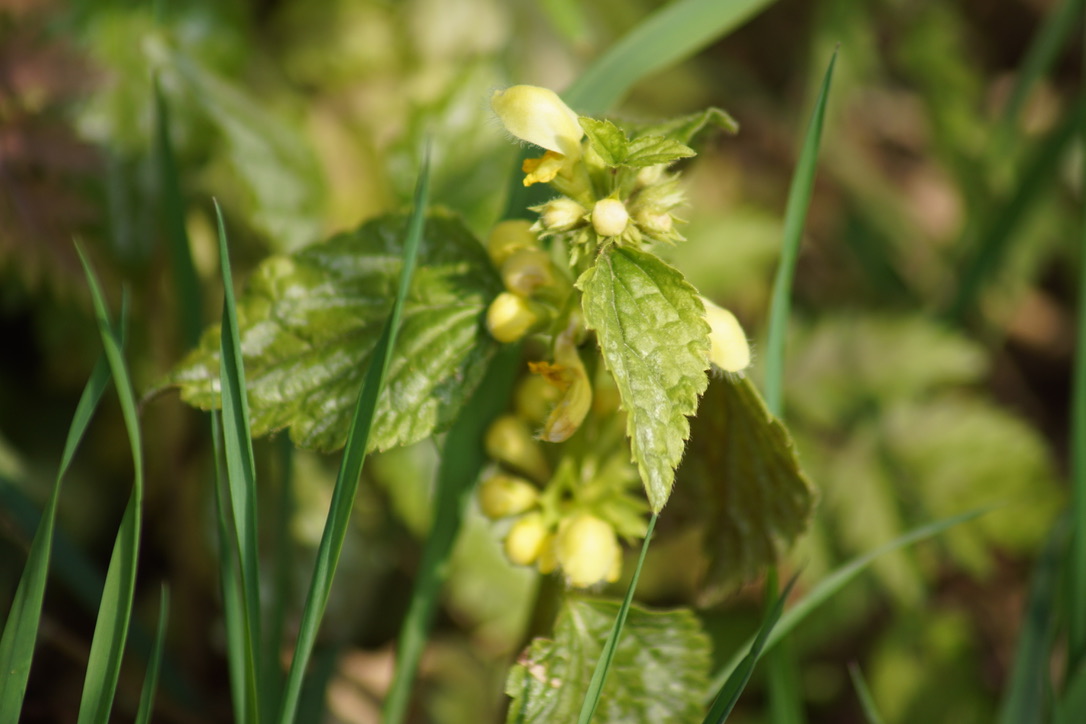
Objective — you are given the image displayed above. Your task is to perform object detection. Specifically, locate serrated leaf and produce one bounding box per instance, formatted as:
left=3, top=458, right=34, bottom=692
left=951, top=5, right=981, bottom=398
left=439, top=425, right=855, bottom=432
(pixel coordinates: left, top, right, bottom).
left=625, top=107, right=739, bottom=145
left=506, top=597, right=710, bottom=724
left=579, top=117, right=631, bottom=165
left=164, top=212, right=500, bottom=452
left=579, top=246, right=709, bottom=512
left=673, top=376, right=814, bottom=600
left=623, top=134, right=696, bottom=167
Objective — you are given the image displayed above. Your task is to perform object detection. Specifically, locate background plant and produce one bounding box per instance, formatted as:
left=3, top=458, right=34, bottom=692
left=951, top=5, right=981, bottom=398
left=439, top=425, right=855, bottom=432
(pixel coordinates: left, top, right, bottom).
left=0, top=0, right=1083, bottom=722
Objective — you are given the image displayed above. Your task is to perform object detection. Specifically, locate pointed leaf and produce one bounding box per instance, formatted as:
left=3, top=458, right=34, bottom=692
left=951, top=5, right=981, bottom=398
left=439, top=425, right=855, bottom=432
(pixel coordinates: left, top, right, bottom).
left=673, top=376, right=814, bottom=599
left=506, top=597, right=710, bottom=724
left=626, top=107, right=739, bottom=145
left=580, top=117, right=631, bottom=165
left=579, top=246, right=709, bottom=511
left=164, top=212, right=500, bottom=452
left=623, top=134, right=696, bottom=167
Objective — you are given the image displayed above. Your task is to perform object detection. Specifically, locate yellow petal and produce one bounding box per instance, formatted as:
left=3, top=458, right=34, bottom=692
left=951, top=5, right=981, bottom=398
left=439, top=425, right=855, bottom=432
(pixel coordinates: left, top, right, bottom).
left=491, top=85, right=584, bottom=157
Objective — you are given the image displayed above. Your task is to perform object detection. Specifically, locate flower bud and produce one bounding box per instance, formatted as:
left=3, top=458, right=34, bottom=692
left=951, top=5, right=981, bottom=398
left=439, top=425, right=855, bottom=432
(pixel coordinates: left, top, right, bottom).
left=485, top=415, right=549, bottom=481
left=491, top=85, right=584, bottom=158
left=634, top=208, right=674, bottom=236
left=502, top=248, right=555, bottom=297
left=478, top=474, right=539, bottom=519
left=487, top=220, right=538, bottom=267
left=556, top=513, right=621, bottom=588
left=514, top=374, right=562, bottom=425
left=591, top=198, right=629, bottom=238
left=504, top=512, right=549, bottom=566
left=486, top=292, right=541, bottom=343
left=537, top=197, right=587, bottom=232
left=702, top=297, right=750, bottom=373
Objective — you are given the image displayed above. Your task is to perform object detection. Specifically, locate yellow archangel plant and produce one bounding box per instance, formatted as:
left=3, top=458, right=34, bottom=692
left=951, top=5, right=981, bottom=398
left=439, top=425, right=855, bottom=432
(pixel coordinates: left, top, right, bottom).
left=480, top=85, right=751, bottom=588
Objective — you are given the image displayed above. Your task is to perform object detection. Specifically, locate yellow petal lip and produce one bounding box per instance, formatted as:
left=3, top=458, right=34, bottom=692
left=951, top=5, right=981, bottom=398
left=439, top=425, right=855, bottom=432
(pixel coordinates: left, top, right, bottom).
left=702, top=297, right=751, bottom=373
left=491, top=85, right=584, bottom=158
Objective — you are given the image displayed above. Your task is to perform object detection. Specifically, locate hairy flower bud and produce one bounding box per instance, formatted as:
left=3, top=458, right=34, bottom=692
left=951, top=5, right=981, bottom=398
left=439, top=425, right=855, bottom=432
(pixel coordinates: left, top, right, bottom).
left=504, top=512, right=550, bottom=566
left=502, top=248, right=555, bottom=297
left=556, top=513, right=621, bottom=588
left=702, top=297, right=750, bottom=373
left=486, top=292, right=541, bottom=343
left=591, top=198, right=629, bottom=238
left=478, top=474, right=539, bottom=519
left=491, top=85, right=584, bottom=158
left=537, top=197, right=587, bottom=232
left=485, top=415, right=549, bottom=481
left=487, top=220, right=538, bottom=267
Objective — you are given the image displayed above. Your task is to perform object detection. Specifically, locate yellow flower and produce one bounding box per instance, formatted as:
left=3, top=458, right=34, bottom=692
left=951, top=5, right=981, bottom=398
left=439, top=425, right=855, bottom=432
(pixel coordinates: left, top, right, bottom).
left=528, top=328, right=591, bottom=443
left=702, top=297, right=751, bottom=373
left=478, top=474, right=539, bottom=519
left=556, top=513, right=621, bottom=588
left=505, top=512, right=550, bottom=566
left=492, top=85, right=586, bottom=188
left=491, top=85, right=583, bottom=158
left=486, top=292, right=541, bottom=343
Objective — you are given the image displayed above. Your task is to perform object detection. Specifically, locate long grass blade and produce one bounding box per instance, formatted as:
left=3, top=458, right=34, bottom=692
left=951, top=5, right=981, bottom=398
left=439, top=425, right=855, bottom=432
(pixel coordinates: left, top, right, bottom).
left=134, top=585, right=170, bottom=724
left=0, top=293, right=127, bottom=720
left=1000, top=0, right=1085, bottom=131
left=702, top=572, right=799, bottom=723
left=154, top=73, right=202, bottom=348
left=1069, top=9, right=1086, bottom=674
left=997, top=516, right=1066, bottom=724
left=848, top=663, right=886, bottom=724
left=382, top=343, right=521, bottom=724
left=75, top=247, right=145, bottom=724
left=563, top=0, right=776, bottom=114
left=211, top=411, right=249, bottom=724
left=576, top=513, right=660, bottom=724
left=278, top=148, right=432, bottom=724
left=213, top=201, right=264, bottom=722
left=764, top=48, right=837, bottom=415
left=948, top=98, right=1086, bottom=323
left=706, top=507, right=990, bottom=697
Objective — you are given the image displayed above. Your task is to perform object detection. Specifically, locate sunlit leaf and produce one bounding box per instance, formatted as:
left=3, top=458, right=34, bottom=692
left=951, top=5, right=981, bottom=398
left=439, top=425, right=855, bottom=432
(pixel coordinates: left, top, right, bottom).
left=506, top=597, right=709, bottom=724
left=579, top=246, right=710, bottom=511
left=673, top=375, right=814, bottom=599
left=165, top=212, right=500, bottom=452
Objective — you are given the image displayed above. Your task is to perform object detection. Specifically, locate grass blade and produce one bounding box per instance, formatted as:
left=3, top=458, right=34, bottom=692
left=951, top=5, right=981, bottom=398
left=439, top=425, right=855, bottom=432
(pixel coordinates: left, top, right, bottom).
left=213, top=201, right=264, bottom=722
left=0, top=294, right=127, bottom=720
left=134, top=585, right=170, bottom=724
left=210, top=411, right=250, bottom=724
left=563, top=0, right=776, bottom=114
left=154, top=73, right=202, bottom=348
left=848, top=663, right=886, bottom=724
left=706, top=507, right=990, bottom=697
left=703, top=572, right=799, bottom=723
left=576, top=513, right=660, bottom=724
left=75, top=247, right=145, bottom=724
left=1000, top=0, right=1085, bottom=131
left=997, top=516, right=1066, bottom=724
left=764, top=48, right=838, bottom=415
left=382, top=344, right=521, bottom=724
left=278, top=148, right=432, bottom=724
left=947, top=98, right=1086, bottom=323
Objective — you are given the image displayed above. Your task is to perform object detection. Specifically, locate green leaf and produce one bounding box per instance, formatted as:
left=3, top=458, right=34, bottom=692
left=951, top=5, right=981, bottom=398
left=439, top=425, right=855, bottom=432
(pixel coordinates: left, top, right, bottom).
left=580, top=117, right=631, bottom=165
left=506, top=597, right=710, bottom=724
left=579, top=117, right=695, bottom=168
left=625, top=107, right=739, bottom=145
left=623, top=135, right=696, bottom=167
left=578, top=246, right=710, bottom=512
left=165, top=212, right=500, bottom=452
left=673, top=376, right=814, bottom=599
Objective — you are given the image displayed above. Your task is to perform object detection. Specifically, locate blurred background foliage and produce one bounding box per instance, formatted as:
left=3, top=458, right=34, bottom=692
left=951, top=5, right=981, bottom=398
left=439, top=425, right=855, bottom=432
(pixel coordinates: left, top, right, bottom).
left=0, top=0, right=1081, bottom=721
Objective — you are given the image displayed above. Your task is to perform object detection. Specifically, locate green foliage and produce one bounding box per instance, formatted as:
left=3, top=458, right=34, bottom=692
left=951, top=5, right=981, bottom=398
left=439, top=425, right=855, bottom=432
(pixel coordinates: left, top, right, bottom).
left=674, top=376, right=814, bottom=598
left=578, top=246, right=710, bottom=512
left=165, top=212, right=500, bottom=452
left=579, top=117, right=696, bottom=168
left=506, top=597, right=710, bottom=724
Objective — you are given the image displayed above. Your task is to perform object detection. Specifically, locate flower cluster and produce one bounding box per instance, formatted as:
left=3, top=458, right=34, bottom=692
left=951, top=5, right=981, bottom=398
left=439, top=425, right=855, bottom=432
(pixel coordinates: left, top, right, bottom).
left=478, top=85, right=751, bottom=588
